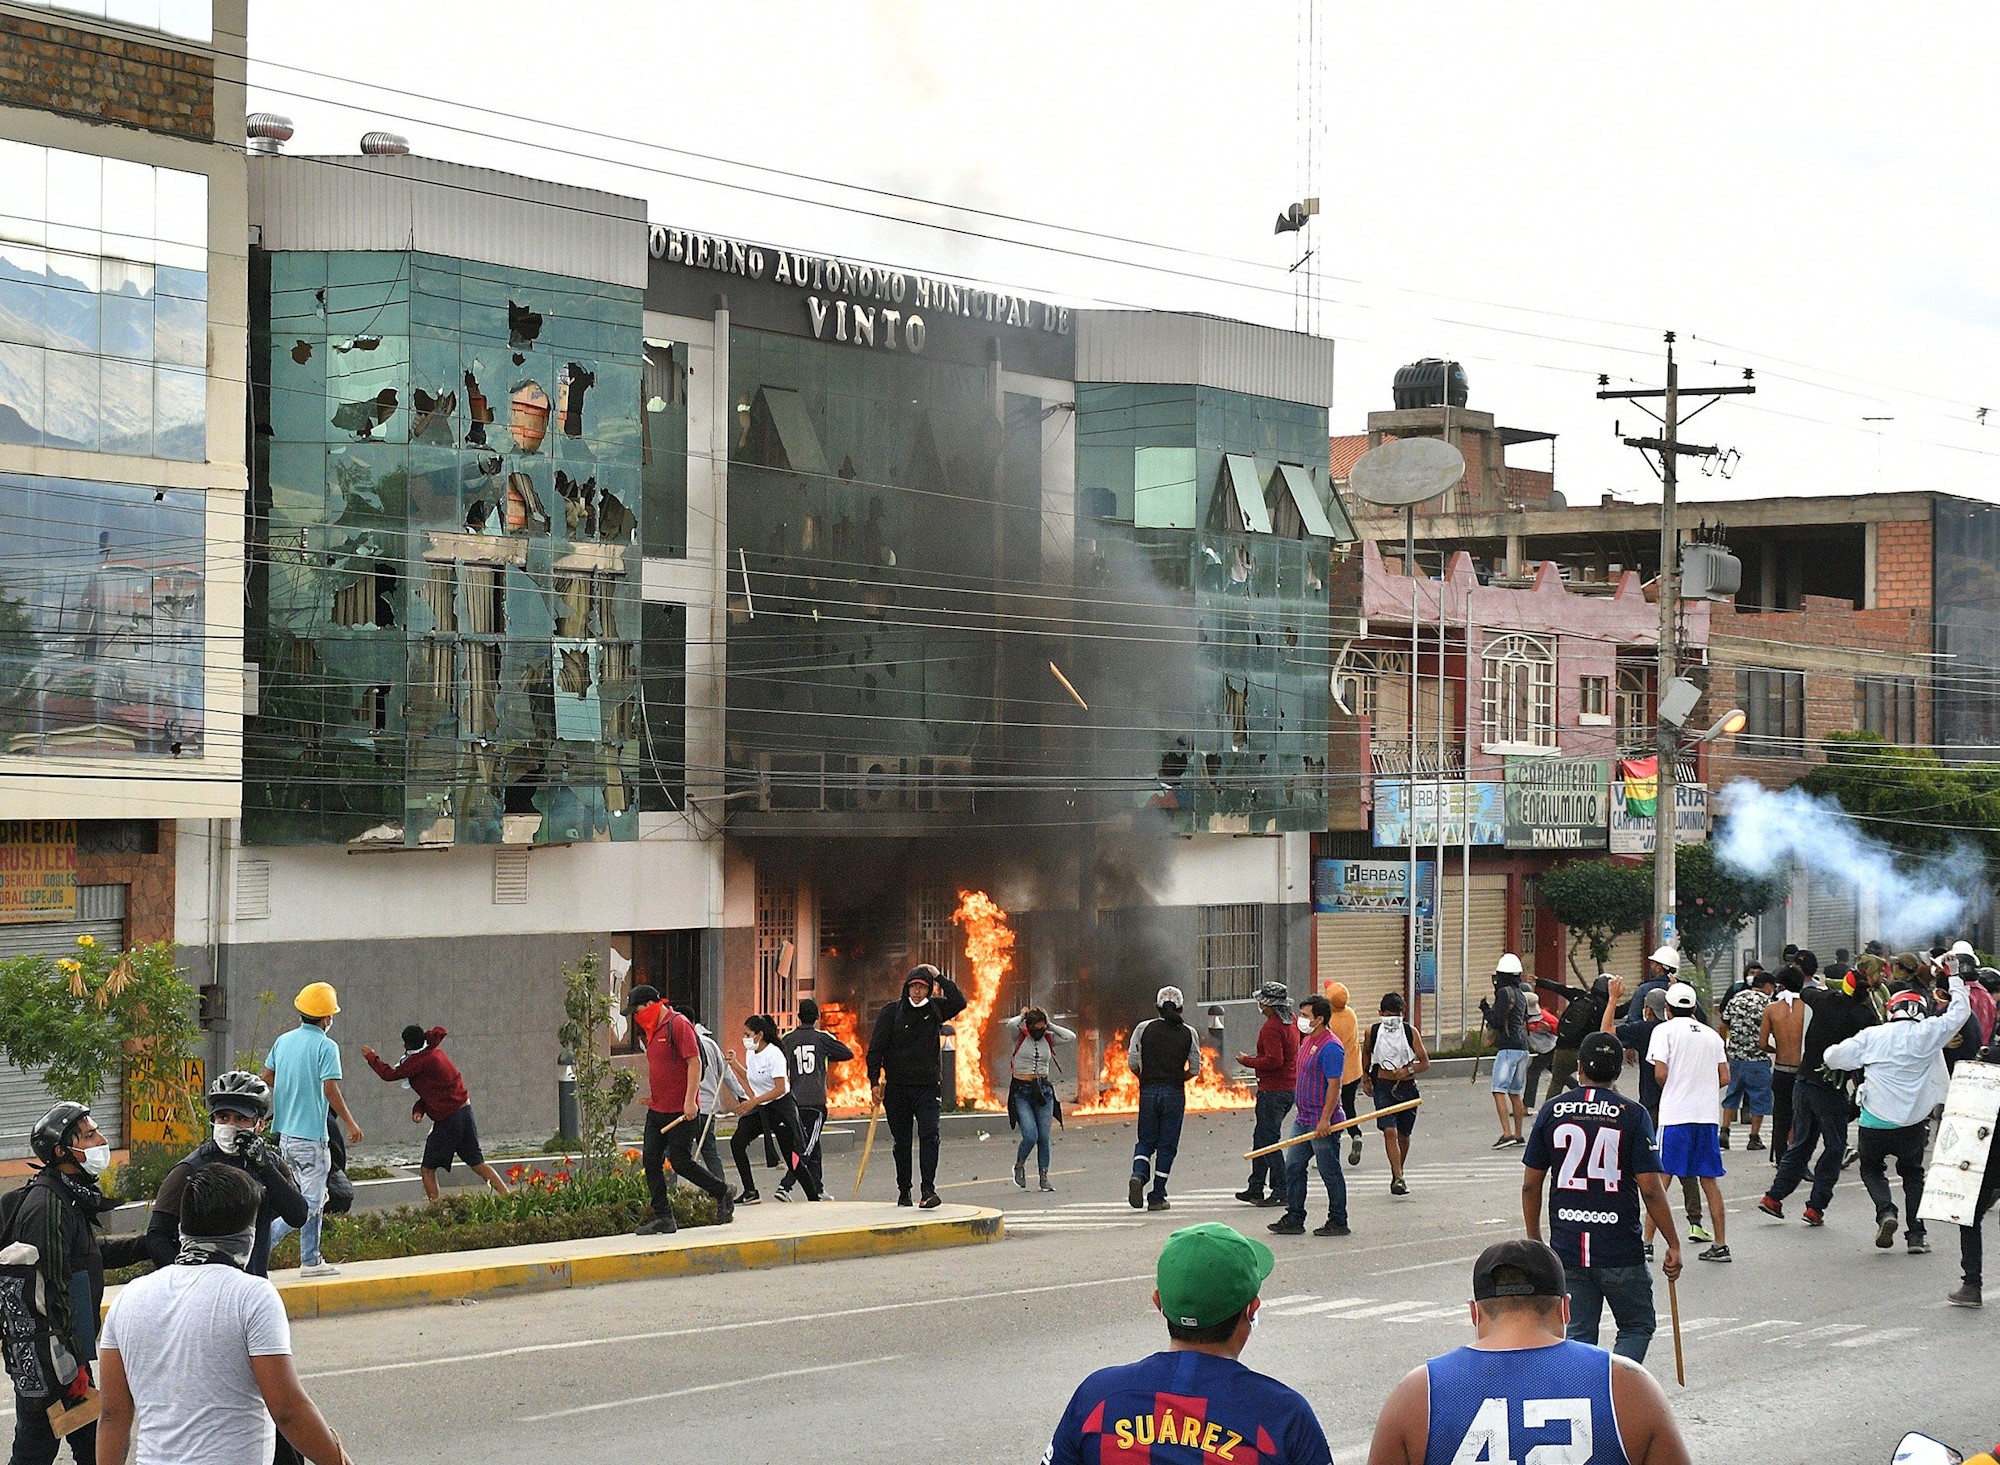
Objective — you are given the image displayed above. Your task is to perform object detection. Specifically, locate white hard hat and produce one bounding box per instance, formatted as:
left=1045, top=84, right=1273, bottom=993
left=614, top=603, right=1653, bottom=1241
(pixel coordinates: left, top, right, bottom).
left=1950, top=940, right=1976, bottom=958
left=1495, top=953, right=1523, bottom=975
left=1156, top=986, right=1185, bottom=1008
left=1665, top=982, right=1698, bottom=1010
left=1650, top=946, right=1682, bottom=970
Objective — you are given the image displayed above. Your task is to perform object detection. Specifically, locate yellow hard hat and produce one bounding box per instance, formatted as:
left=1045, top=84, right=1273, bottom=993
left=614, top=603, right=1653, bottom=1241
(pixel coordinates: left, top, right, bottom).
left=294, top=982, right=340, bottom=1018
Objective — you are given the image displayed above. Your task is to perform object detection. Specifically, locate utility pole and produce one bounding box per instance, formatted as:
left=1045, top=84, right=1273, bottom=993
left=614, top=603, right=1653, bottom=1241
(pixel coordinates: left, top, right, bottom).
left=1598, top=334, right=1754, bottom=951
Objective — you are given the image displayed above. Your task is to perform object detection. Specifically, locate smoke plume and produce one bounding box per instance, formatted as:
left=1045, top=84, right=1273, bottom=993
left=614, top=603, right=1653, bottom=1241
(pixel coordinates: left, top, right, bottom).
left=1714, top=778, right=1986, bottom=946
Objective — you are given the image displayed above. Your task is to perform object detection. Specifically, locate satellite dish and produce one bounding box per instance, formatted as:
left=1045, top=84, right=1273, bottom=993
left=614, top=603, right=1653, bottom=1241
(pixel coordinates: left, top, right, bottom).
left=1347, top=437, right=1464, bottom=508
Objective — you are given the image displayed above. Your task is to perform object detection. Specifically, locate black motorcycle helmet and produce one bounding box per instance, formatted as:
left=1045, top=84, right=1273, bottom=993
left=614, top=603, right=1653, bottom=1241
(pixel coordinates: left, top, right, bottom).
left=30, top=1101, right=91, bottom=1167
left=206, top=1070, right=273, bottom=1121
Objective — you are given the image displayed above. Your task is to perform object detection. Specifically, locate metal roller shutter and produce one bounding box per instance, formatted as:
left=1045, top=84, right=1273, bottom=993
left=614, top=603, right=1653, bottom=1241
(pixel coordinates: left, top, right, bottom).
left=1316, top=913, right=1407, bottom=1023
left=1434, top=873, right=1510, bottom=1045
left=1806, top=872, right=1859, bottom=963
left=1604, top=928, right=1651, bottom=988
left=0, top=885, right=127, bottom=1159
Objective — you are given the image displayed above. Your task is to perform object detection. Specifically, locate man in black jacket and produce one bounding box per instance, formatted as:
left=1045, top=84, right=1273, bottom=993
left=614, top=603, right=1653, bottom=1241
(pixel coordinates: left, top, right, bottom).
left=1, top=1102, right=151, bottom=1465
left=867, top=965, right=967, bottom=1208
left=145, top=1071, right=308, bottom=1278
left=1128, top=986, right=1201, bottom=1212
left=778, top=999, right=855, bottom=1199
left=1759, top=969, right=1879, bottom=1226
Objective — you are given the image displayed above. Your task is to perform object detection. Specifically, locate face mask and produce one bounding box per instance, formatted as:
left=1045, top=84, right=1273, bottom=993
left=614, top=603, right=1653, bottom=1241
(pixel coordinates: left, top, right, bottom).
left=77, top=1144, right=111, bottom=1177
left=907, top=993, right=930, bottom=1008
left=176, top=1224, right=257, bottom=1270
left=212, top=1122, right=243, bottom=1151
left=743, top=1035, right=756, bottom=1051
left=1296, top=1016, right=1313, bottom=1033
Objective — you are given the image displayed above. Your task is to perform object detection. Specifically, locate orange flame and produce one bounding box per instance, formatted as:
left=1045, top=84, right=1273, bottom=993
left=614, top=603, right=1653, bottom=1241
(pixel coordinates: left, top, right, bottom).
left=1072, top=1026, right=1256, bottom=1116
left=948, top=889, right=1013, bottom=1109
left=818, top=1003, right=874, bottom=1113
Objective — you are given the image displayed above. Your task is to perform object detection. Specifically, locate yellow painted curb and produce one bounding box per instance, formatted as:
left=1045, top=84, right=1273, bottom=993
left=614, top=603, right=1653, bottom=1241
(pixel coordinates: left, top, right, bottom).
left=273, top=1210, right=1003, bottom=1319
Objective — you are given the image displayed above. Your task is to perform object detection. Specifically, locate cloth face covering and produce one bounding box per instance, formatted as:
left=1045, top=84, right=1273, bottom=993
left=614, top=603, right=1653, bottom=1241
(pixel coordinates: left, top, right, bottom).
left=176, top=1224, right=257, bottom=1269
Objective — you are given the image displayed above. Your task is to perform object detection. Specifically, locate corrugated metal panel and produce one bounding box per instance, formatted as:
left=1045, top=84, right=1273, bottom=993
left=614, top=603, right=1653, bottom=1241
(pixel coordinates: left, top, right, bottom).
left=1604, top=929, right=1650, bottom=988
left=1434, top=874, right=1510, bottom=1044
left=1075, top=311, right=1338, bottom=407
left=1806, top=873, right=1858, bottom=960
left=0, top=888, right=126, bottom=1158
left=250, top=154, right=648, bottom=289
left=1317, top=913, right=1406, bottom=1025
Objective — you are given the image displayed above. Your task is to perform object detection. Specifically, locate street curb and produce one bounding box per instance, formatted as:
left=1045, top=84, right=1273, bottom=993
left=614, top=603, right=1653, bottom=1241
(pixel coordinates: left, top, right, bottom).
left=264, top=1207, right=1006, bottom=1319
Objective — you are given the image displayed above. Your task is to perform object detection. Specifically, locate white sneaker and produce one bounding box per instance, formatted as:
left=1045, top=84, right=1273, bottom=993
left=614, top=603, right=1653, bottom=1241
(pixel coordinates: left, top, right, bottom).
left=299, top=1262, right=342, bottom=1279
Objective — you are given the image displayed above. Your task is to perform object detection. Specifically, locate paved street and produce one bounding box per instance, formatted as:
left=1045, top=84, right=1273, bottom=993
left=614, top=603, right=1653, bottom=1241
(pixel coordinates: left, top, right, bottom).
left=280, top=1085, right=1994, bottom=1462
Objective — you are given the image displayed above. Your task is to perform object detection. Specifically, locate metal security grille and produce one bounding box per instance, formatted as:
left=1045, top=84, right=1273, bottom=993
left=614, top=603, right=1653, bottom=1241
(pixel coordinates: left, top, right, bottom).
left=912, top=883, right=960, bottom=983
left=755, top=868, right=797, bottom=1018
left=1198, top=903, right=1261, bottom=1003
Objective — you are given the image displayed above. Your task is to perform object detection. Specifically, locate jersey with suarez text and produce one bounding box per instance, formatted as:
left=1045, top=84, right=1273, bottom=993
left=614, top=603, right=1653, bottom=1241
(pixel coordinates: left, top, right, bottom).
left=1045, top=1350, right=1331, bottom=1465
left=1522, top=1086, right=1660, bottom=1269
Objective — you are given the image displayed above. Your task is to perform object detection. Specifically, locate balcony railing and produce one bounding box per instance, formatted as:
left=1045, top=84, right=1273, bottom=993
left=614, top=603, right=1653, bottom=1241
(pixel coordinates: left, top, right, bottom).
left=1370, top=742, right=1467, bottom=778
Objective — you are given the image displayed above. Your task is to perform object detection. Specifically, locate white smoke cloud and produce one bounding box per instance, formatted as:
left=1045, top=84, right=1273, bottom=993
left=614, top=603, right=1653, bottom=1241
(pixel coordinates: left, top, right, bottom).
left=1714, top=778, right=1987, bottom=947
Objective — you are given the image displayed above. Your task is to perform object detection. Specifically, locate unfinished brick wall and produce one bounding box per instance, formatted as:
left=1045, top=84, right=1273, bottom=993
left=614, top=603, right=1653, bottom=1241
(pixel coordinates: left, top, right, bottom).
left=1699, top=595, right=1932, bottom=790
left=1874, top=518, right=1933, bottom=614
left=75, top=822, right=177, bottom=948
left=0, top=15, right=214, bottom=141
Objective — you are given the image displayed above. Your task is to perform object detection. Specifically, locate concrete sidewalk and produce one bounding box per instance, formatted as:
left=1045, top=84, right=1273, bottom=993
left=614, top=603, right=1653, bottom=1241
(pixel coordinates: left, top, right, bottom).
left=166, top=1200, right=1003, bottom=1319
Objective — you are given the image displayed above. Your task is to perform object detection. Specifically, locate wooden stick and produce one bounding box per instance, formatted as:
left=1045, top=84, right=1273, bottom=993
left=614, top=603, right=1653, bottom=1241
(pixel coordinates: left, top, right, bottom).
left=1241, top=1098, right=1423, bottom=1159
left=1667, top=1272, right=1686, bottom=1388
left=852, top=1102, right=881, bottom=1199
left=656, top=1113, right=686, bottom=1136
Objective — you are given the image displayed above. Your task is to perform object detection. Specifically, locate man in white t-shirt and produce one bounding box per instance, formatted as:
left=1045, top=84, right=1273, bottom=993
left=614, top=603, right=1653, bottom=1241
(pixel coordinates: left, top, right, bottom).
left=96, top=1165, right=351, bottom=1465
left=1646, top=982, right=1732, bottom=1264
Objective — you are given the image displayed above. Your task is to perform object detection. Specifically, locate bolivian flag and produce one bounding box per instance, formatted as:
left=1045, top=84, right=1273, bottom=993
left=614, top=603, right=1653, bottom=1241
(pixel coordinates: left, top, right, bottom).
left=1622, top=756, right=1659, bottom=817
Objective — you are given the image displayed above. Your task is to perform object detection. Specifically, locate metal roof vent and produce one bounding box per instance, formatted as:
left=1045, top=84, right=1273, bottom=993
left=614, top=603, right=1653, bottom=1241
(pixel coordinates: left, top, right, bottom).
left=246, top=113, right=294, bottom=155
left=360, top=131, right=411, bottom=157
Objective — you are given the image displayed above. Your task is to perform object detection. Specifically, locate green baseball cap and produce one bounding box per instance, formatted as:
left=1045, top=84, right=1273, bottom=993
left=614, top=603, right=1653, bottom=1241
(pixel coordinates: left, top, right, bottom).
left=1156, top=1223, right=1275, bottom=1329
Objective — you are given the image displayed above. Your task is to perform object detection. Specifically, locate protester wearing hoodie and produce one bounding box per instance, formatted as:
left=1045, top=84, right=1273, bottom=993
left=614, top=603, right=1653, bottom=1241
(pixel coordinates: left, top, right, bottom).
left=1234, top=981, right=1298, bottom=1207
left=1823, top=972, right=1971, bottom=1255
left=1325, top=983, right=1365, bottom=1167
left=867, top=964, right=967, bottom=1208
left=1128, top=987, right=1201, bottom=1212
left=361, top=1026, right=509, bottom=1202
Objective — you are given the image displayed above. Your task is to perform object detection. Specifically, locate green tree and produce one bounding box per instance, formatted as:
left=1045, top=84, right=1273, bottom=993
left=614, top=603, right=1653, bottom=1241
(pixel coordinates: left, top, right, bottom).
left=1537, top=858, right=1654, bottom=978
left=0, top=938, right=203, bottom=1127
left=1673, top=838, right=1786, bottom=985
left=557, top=950, right=636, bottom=1175
left=1800, top=732, right=2000, bottom=870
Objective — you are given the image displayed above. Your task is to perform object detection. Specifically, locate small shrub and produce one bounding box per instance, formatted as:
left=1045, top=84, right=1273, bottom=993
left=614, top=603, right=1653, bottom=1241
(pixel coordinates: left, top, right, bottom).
left=107, top=1140, right=184, bottom=1202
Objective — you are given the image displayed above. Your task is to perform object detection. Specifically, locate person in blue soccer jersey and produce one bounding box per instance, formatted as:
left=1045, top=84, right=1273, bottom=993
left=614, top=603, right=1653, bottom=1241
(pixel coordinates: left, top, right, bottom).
left=1365, top=1240, right=1689, bottom=1465
left=1521, top=1032, right=1683, bottom=1361
left=1043, top=1224, right=1332, bottom=1465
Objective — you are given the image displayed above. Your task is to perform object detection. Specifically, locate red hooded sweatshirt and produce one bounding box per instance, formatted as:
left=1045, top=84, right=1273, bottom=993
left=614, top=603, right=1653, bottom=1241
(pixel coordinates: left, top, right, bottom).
left=365, top=1026, right=468, bottom=1121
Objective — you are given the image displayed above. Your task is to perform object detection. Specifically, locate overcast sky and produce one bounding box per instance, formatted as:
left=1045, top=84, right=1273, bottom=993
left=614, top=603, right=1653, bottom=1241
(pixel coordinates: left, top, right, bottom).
left=246, top=1, right=2000, bottom=510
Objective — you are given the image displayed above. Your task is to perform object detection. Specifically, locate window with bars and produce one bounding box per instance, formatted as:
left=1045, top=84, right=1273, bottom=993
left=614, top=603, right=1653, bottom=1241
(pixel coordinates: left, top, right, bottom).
left=1856, top=675, right=1917, bottom=745
left=755, top=867, right=797, bottom=1018
left=1198, top=903, right=1261, bottom=1003
left=1615, top=665, right=1651, bottom=748
left=912, top=882, right=960, bottom=983
left=1482, top=633, right=1556, bottom=749
left=1739, top=668, right=1805, bottom=750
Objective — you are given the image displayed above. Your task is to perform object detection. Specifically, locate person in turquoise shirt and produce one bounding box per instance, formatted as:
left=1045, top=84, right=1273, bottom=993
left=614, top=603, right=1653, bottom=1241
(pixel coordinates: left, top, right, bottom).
left=260, top=983, right=363, bottom=1279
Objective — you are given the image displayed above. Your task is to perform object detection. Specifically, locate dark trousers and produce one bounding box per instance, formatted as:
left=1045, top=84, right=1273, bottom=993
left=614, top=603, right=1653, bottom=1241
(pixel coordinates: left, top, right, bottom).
left=1245, top=1089, right=1295, bottom=1195
left=643, top=1107, right=729, bottom=1217
left=782, top=1104, right=827, bottom=1192
left=9, top=1395, right=92, bottom=1465
left=1858, top=1122, right=1930, bottom=1238
left=1769, top=1077, right=1849, bottom=1212
left=883, top=1084, right=942, bottom=1197
left=1563, top=1262, right=1656, bottom=1363
left=1770, top=1068, right=1798, bottom=1158
left=1957, top=1146, right=2000, bottom=1288
left=731, top=1097, right=821, bottom=1199
left=699, top=1113, right=726, bottom=1182
left=1524, top=1048, right=1555, bottom=1108
left=1133, top=1084, right=1187, bottom=1200
left=1529, top=1048, right=1581, bottom=1109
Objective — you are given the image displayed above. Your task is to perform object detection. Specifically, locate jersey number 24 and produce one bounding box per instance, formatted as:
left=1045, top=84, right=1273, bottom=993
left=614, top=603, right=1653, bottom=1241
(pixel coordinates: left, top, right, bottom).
left=1550, top=1124, right=1621, bottom=1193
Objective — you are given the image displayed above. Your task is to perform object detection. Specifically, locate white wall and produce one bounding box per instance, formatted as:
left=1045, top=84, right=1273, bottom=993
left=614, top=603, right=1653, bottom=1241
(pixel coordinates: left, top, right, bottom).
left=1137, top=832, right=1313, bottom=910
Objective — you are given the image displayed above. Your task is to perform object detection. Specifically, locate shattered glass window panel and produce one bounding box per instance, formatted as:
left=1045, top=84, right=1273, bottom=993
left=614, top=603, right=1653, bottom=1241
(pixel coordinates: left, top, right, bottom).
left=551, top=638, right=602, bottom=742
left=1133, top=445, right=1197, bottom=529
left=0, top=473, right=205, bottom=756
left=751, top=386, right=830, bottom=477
left=641, top=341, right=689, bottom=558
left=637, top=601, right=685, bottom=812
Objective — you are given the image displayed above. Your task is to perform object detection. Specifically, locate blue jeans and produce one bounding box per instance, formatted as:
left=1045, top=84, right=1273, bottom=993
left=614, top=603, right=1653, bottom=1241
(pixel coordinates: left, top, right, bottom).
left=1133, top=1085, right=1186, bottom=1200
left=1281, top=1115, right=1347, bottom=1225
left=1563, top=1261, right=1656, bottom=1362
left=1246, top=1090, right=1294, bottom=1195
left=1769, top=1077, right=1849, bottom=1213
left=269, top=1135, right=331, bottom=1267
left=1013, top=1082, right=1055, bottom=1170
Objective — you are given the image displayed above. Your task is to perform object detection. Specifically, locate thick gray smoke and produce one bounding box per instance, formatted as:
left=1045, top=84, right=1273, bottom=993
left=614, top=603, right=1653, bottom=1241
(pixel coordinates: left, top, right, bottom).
left=1714, top=778, right=1986, bottom=946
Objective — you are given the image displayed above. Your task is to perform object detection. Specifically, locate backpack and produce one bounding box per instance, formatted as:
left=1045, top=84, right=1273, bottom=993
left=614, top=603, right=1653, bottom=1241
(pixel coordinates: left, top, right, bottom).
left=1554, top=989, right=1604, bottom=1050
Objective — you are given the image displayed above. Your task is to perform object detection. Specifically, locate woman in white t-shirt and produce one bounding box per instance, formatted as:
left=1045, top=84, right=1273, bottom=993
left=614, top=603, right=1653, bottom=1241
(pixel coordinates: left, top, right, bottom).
left=728, top=1013, right=823, bottom=1202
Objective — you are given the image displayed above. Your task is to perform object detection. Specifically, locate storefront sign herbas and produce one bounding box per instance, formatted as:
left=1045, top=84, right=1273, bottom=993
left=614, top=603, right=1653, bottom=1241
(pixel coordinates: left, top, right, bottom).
left=1503, top=758, right=1610, bottom=850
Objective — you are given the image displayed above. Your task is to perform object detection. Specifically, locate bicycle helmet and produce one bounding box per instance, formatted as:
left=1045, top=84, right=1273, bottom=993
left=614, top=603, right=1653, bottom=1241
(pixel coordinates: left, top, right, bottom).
left=206, top=1070, right=272, bottom=1120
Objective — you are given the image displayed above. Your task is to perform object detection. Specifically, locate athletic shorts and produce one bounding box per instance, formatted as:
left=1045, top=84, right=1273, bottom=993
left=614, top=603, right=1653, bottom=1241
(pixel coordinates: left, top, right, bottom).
left=1722, top=1059, right=1774, bottom=1117
left=422, top=1104, right=485, bottom=1172
left=1489, top=1048, right=1529, bottom=1095
left=1371, top=1079, right=1420, bottom=1134
left=1659, top=1122, right=1724, bottom=1179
